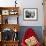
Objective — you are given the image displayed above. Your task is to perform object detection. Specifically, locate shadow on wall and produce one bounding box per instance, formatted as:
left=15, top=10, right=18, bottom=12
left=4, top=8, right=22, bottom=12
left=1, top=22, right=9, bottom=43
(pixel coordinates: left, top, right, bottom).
left=18, top=26, right=43, bottom=44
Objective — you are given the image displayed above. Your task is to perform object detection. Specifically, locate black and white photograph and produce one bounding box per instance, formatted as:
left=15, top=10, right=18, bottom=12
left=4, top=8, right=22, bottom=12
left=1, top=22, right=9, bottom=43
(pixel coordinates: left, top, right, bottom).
left=23, top=8, right=38, bottom=20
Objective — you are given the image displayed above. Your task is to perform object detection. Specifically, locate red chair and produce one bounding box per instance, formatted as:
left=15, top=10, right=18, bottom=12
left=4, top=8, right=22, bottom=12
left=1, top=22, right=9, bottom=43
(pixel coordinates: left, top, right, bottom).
left=21, top=28, right=41, bottom=46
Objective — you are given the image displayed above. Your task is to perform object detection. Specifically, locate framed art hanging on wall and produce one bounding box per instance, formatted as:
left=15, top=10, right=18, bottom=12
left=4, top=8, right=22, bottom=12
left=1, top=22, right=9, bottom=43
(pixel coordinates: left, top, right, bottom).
left=23, top=8, right=38, bottom=21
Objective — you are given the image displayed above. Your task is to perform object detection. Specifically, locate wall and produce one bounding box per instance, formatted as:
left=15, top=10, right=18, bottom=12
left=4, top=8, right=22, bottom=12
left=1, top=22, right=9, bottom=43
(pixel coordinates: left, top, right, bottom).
left=17, top=0, right=44, bottom=26
left=0, top=0, right=44, bottom=26
left=0, top=0, right=15, bottom=7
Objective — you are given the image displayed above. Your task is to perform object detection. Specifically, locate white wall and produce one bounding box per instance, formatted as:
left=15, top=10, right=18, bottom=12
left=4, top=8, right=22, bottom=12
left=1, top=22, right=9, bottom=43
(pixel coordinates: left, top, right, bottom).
left=0, top=0, right=15, bottom=7
left=17, top=0, right=44, bottom=26
left=0, top=0, right=44, bottom=26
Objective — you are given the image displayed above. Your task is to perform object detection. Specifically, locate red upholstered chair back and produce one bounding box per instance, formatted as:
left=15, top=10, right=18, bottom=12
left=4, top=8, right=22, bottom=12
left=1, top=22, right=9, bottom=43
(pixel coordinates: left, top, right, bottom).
left=21, top=28, right=41, bottom=46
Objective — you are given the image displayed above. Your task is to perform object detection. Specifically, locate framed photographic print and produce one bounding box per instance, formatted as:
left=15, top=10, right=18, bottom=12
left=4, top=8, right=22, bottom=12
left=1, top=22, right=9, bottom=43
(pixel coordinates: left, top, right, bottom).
left=23, top=8, right=38, bottom=21
left=2, top=10, right=9, bottom=15
left=9, top=9, right=18, bottom=15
